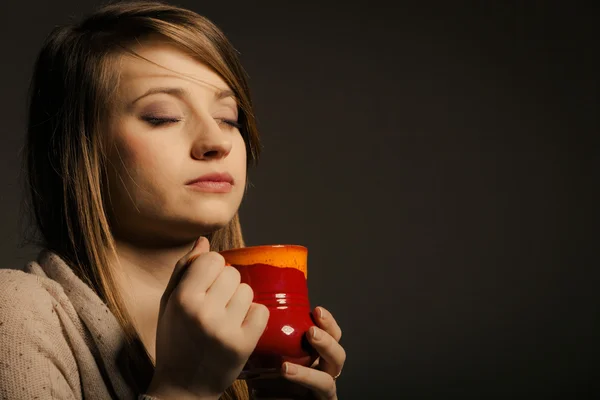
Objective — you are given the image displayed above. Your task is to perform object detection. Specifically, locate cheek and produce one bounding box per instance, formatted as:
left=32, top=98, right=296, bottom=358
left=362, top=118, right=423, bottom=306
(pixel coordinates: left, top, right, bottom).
left=110, top=130, right=174, bottom=192
left=116, top=133, right=155, bottom=167
left=233, top=135, right=248, bottom=179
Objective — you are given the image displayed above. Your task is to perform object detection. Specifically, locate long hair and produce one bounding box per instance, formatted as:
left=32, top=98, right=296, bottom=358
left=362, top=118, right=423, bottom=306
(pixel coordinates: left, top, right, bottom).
left=23, top=1, right=260, bottom=398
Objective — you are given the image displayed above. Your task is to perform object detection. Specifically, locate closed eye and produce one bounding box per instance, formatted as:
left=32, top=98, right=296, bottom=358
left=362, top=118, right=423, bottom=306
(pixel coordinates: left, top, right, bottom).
left=217, top=119, right=242, bottom=130
left=142, top=116, right=181, bottom=127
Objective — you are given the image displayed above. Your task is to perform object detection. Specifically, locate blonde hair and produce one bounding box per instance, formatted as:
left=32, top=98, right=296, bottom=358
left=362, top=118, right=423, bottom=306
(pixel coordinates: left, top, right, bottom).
left=23, top=1, right=260, bottom=398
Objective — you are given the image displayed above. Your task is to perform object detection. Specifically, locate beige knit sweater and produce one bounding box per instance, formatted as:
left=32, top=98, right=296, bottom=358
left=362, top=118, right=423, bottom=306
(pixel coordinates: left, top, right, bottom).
left=0, top=250, right=155, bottom=399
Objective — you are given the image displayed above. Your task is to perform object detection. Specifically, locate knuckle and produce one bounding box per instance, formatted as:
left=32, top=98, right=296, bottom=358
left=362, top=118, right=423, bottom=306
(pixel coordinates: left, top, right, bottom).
left=239, top=283, right=254, bottom=300
left=202, top=251, right=225, bottom=266
left=257, top=303, right=270, bottom=321
left=226, top=266, right=241, bottom=282
left=190, top=252, right=224, bottom=276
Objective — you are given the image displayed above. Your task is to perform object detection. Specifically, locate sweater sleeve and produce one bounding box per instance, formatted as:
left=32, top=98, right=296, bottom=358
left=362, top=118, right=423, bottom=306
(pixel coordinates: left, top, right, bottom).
left=0, top=269, right=81, bottom=399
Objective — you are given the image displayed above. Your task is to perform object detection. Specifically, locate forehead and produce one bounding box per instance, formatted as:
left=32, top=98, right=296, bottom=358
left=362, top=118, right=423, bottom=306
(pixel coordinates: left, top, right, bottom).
left=117, top=41, right=231, bottom=96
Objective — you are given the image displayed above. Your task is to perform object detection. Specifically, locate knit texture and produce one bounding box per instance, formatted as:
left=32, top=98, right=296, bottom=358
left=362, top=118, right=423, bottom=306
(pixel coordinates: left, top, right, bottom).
left=0, top=250, right=152, bottom=399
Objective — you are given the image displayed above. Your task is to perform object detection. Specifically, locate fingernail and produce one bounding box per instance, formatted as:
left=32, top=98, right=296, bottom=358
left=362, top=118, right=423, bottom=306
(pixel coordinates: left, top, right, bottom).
left=311, top=326, right=321, bottom=340
left=318, top=307, right=325, bottom=319
left=284, top=362, right=298, bottom=375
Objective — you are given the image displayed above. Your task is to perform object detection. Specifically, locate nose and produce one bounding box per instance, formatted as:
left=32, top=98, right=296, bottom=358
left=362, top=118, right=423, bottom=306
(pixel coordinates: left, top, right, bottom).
left=190, top=119, right=233, bottom=161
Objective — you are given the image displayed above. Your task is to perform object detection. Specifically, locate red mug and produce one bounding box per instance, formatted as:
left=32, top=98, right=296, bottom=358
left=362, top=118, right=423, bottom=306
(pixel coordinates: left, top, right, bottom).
left=219, top=245, right=318, bottom=379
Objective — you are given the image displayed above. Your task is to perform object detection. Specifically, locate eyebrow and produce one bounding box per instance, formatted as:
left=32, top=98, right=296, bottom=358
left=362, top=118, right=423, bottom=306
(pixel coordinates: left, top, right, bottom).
left=131, top=86, right=236, bottom=105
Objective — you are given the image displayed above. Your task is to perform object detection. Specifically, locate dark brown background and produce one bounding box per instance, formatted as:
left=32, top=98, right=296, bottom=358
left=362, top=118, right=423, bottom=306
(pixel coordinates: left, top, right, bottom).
left=1, top=1, right=598, bottom=398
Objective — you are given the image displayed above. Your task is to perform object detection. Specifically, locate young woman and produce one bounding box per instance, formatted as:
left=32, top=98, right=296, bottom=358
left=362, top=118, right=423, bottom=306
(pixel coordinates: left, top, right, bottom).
left=0, top=1, right=345, bottom=399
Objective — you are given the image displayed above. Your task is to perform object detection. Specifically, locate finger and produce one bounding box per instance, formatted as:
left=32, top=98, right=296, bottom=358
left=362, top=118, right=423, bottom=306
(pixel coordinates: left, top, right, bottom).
left=205, top=265, right=241, bottom=308
left=171, top=251, right=226, bottom=312
left=313, top=306, right=342, bottom=342
left=160, top=237, right=209, bottom=311
left=178, top=251, right=227, bottom=293
left=307, top=326, right=346, bottom=378
left=282, top=362, right=337, bottom=400
left=226, top=283, right=254, bottom=325
left=241, top=302, right=269, bottom=343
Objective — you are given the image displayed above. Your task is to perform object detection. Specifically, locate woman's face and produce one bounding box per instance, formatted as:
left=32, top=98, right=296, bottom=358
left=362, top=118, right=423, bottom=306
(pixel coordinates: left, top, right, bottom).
left=106, top=41, right=247, bottom=244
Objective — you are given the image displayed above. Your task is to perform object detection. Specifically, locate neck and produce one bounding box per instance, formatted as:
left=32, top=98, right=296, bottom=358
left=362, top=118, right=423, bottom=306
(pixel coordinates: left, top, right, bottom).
left=110, top=239, right=197, bottom=362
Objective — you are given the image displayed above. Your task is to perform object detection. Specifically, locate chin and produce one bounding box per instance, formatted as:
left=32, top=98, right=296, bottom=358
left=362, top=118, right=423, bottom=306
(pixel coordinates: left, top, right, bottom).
left=186, top=209, right=237, bottom=234
left=165, top=198, right=241, bottom=238
left=157, top=217, right=232, bottom=244
left=196, top=219, right=231, bottom=235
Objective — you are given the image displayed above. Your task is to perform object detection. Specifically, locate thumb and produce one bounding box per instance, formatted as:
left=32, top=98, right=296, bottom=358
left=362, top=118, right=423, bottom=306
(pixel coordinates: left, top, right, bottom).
left=181, top=236, right=210, bottom=267
left=190, top=236, right=210, bottom=256
left=160, top=237, right=209, bottom=311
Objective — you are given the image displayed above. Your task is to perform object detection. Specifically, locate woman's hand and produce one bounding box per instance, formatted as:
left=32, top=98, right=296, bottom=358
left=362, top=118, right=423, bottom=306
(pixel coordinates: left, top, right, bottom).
left=249, top=306, right=346, bottom=400
left=146, top=237, right=269, bottom=400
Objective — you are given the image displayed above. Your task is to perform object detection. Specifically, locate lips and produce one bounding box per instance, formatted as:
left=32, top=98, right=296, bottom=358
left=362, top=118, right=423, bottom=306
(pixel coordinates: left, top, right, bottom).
left=186, top=172, right=234, bottom=193
left=186, top=172, right=234, bottom=185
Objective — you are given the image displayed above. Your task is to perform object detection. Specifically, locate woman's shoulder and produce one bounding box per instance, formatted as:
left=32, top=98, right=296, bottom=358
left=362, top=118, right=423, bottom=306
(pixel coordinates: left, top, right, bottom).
left=0, top=267, right=62, bottom=319
left=0, top=267, right=68, bottom=345
left=0, top=267, right=84, bottom=398
left=0, top=266, right=76, bottom=345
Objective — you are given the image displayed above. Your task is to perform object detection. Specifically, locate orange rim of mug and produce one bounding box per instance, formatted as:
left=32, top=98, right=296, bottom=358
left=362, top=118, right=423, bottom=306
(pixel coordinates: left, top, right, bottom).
left=219, top=245, right=308, bottom=278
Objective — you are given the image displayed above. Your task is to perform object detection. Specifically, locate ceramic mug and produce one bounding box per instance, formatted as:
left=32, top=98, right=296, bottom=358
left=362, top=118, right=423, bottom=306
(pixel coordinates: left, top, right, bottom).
left=219, top=244, right=318, bottom=379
